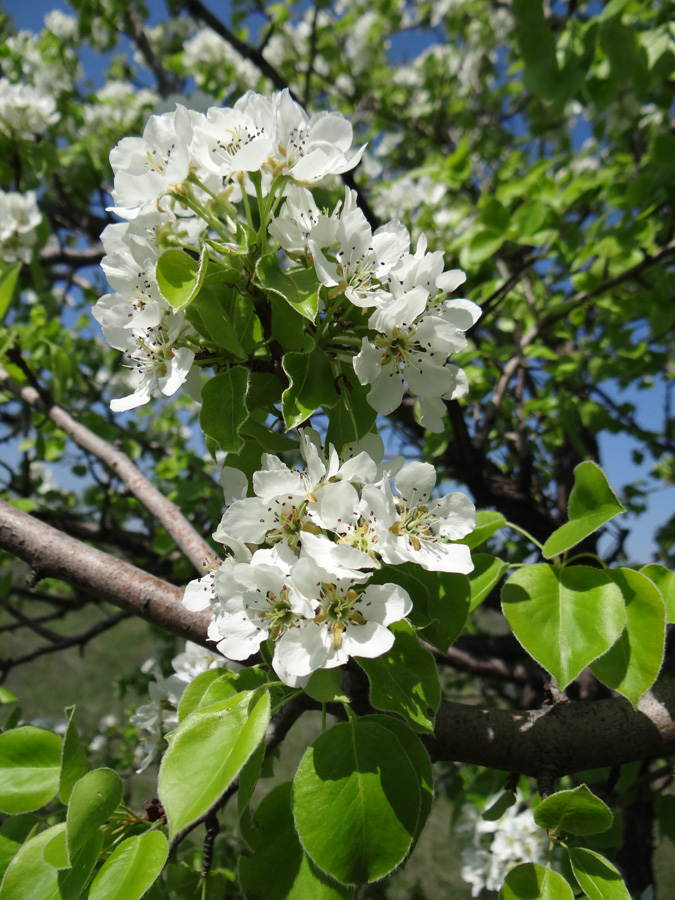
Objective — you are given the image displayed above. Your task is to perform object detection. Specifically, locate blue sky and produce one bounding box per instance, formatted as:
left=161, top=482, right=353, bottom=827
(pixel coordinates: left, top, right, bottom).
left=4, top=0, right=672, bottom=561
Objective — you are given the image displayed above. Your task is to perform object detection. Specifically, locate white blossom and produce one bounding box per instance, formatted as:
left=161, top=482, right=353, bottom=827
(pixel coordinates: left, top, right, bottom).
left=0, top=78, right=59, bottom=138
left=0, top=189, right=41, bottom=263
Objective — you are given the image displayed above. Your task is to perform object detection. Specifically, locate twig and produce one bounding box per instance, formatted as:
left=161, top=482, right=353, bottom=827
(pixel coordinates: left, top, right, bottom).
left=123, top=5, right=178, bottom=98
left=1, top=610, right=131, bottom=675
left=0, top=362, right=216, bottom=574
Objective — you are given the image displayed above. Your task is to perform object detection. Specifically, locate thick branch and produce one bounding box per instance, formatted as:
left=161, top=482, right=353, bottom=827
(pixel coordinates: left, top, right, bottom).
left=0, top=499, right=211, bottom=644
left=0, top=365, right=215, bottom=573
left=429, top=683, right=675, bottom=778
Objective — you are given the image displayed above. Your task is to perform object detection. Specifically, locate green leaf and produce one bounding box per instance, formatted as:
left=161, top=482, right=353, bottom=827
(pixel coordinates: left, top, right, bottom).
left=357, top=620, right=441, bottom=734
left=0, top=823, right=101, bottom=900
left=417, top=571, right=471, bottom=652
left=0, top=261, right=21, bottom=323
left=188, top=283, right=247, bottom=358
left=324, top=369, right=377, bottom=450
left=240, top=418, right=300, bottom=453
left=0, top=687, right=17, bottom=704
left=158, top=689, right=270, bottom=838
left=469, top=554, right=508, bottom=611
left=512, top=200, right=548, bottom=238
left=543, top=462, right=625, bottom=559
left=0, top=815, right=39, bottom=883
left=499, top=862, right=574, bottom=900
left=460, top=511, right=506, bottom=549
left=293, top=719, right=420, bottom=885
left=0, top=726, right=62, bottom=814
left=482, top=791, right=516, bottom=822
left=239, top=782, right=354, bottom=899
left=534, top=785, right=613, bottom=837
left=66, top=768, right=123, bottom=864
left=304, top=668, right=349, bottom=704
left=282, top=345, right=338, bottom=429
left=156, top=246, right=208, bottom=311
left=255, top=253, right=320, bottom=322
left=567, top=847, right=631, bottom=900
left=464, top=230, right=504, bottom=265
left=359, top=715, right=433, bottom=849
left=88, top=832, right=168, bottom=900
left=590, top=568, right=666, bottom=706
left=479, top=198, right=510, bottom=233
left=640, top=564, right=675, bottom=623
left=177, top=669, right=238, bottom=722
left=502, top=565, right=626, bottom=689
left=59, top=706, right=89, bottom=804
left=199, top=366, right=249, bottom=452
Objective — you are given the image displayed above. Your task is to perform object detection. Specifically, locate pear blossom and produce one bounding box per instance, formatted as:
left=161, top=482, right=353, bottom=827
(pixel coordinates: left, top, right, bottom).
left=377, top=461, right=476, bottom=573
left=0, top=77, right=59, bottom=138
left=107, top=312, right=196, bottom=412
left=0, top=189, right=42, bottom=263
left=207, top=546, right=316, bottom=662
left=235, top=88, right=366, bottom=183
left=272, top=556, right=411, bottom=685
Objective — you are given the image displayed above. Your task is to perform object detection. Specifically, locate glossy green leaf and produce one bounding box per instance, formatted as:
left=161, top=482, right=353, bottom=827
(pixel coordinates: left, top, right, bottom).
left=534, top=785, right=613, bottom=836
left=543, top=462, right=625, bottom=559
left=66, top=768, right=123, bottom=863
left=0, top=815, right=38, bottom=882
left=324, top=369, right=377, bottom=450
left=88, top=831, right=168, bottom=900
left=502, top=565, right=626, bottom=688
left=304, top=668, right=348, bottom=704
left=417, top=571, right=471, bottom=653
left=239, top=782, right=354, bottom=899
left=59, top=706, right=89, bottom=804
left=177, top=669, right=238, bottom=722
left=499, top=862, right=574, bottom=900
left=156, top=246, right=207, bottom=311
left=188, top=283, right=247, bottom=358
left=0, top=823, right=101, bottom=900
left=460, top=511, right=506, bottom=549
left=159, top=689, right=270, bottom=838
left=0, top=726, right=62, bottom=814
left=281, top=345, right=338, bottom=429
left=591, top=568, right=666, bottom=705
left=640, top=563, right=675, bottom=623
left=255, top=252, right=319, bottom=322
left=357, top=620, right=441, bottom=733
left=482, top=791, right=516, bottom=822
left=567, top=847, right=631, bottom=900
left=0, top=261, right=21, bottom=323
left=199, top=366, right=249, bottom=452
left=0, top=687, right=17, bottom=704
left=469, top=554, right=508, bottom=611
left=293, top=719, right=420, bottom=885
left=360, top=714, right=433, bottom=848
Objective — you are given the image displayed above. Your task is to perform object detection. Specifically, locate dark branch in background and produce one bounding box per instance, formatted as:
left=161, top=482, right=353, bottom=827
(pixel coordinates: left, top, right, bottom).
left=0, top=361, right=216, bottom=574
left=123, top=5, right=178, bottom=98
left=37, top=244, right=105, bottom=270
left=1, top=496, right=673, bottom=780
left=178, top=0, right=379, bottom=228
left=1, top=609, right=131, bottom=674
left=180, top=0, right=292, bottom=94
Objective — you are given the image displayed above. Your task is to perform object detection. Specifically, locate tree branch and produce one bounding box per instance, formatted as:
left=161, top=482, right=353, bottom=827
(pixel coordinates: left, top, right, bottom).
left=0, top=499, right=211, bottom=645
left=429, top=681, right=675, bottom=778
left=0, top=363, right=216, bottom=574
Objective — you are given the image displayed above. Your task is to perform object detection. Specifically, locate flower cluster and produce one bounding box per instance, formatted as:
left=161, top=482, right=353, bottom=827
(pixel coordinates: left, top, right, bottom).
left=95, top=88, right=478, bottom=426
left=0, top=189, right=42, bottom=263
left=458, top=793, right=552, bottom=896
left=0, top=77, right=59, bottom=138
left=271, top=185, right=480, bottom=430
left=183, top=430, right=475, bottom=686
